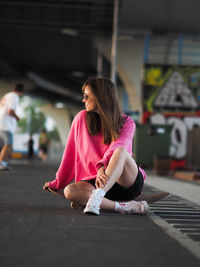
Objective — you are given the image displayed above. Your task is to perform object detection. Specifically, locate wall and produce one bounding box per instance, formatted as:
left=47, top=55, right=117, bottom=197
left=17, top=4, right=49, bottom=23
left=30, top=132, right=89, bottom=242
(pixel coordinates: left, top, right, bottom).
left=142, top=35, right=200, bottom=168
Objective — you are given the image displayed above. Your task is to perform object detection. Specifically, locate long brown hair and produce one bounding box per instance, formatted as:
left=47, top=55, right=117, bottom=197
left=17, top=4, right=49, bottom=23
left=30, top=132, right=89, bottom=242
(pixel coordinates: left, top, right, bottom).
left=82, top=78, right=124, bottom=144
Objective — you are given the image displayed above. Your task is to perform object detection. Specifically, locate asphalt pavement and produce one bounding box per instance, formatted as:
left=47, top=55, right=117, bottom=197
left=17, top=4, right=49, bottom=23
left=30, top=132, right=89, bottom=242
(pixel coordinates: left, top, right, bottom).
left=0, top=161, right=199, bottom=267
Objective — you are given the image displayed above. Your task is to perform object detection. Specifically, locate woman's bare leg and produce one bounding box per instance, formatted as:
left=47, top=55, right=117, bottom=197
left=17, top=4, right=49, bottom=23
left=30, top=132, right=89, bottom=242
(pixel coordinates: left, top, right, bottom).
left=65, top=181, right=148, bottom=216
left=101, top=147, right=138, bottom=193
left=100, top=147, right=141, bottom=210
left=65, top=147, right=142, bottom=212
left=64, top=181, right=115, bottom=210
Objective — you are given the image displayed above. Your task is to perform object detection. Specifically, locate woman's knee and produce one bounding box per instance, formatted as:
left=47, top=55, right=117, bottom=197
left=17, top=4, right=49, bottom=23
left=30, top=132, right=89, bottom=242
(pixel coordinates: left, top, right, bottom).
left=112, top=147, right=137, bottom=170
left=64, top=183, right=77, bottom=200
left=64, top=182, right=94, bottom=201
left=113, top=147, right=128, bottom=159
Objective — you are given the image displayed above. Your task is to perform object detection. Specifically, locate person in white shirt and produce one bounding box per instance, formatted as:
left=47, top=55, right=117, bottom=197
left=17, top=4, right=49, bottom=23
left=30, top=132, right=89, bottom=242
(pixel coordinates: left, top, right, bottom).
left=0, top=83, right=24, bottom=170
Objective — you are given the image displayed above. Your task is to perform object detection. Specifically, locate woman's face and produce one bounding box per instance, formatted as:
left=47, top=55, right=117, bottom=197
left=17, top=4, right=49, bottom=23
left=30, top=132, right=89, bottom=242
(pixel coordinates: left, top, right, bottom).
left=82, top=86, right=98, bottom=112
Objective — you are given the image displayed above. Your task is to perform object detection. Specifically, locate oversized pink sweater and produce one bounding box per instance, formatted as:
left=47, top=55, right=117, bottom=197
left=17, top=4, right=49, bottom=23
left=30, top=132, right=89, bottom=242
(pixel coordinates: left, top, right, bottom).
left=49, top=110, right=146, bottom=190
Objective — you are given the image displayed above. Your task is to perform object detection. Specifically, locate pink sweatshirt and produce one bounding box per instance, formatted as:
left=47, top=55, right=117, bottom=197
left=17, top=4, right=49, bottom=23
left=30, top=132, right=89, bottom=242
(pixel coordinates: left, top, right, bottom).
left=49, top=110, right=146, bottom=190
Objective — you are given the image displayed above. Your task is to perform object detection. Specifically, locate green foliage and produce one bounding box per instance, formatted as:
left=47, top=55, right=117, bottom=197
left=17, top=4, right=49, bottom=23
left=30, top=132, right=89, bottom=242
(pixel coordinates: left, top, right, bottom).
left=18, top=97, right=61, bottom=141
left=17, top=97, right=47, bottom=134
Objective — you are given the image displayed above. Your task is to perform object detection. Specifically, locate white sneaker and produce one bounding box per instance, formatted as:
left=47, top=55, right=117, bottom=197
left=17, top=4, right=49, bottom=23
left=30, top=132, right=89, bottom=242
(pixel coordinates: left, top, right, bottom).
left=0, top=161, right=8, bottom=167
left=0, top=161, right=11, bottom=170
left=84, top=188, right=105, bottom=215
left=121, top=200, right=149, bottom=215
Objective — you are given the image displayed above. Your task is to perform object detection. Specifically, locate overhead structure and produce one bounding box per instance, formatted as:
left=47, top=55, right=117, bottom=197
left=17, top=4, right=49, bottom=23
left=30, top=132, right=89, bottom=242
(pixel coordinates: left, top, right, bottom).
left=110, top=0, right=119, bottom=84
left=0, top=0, right=200, bottom=105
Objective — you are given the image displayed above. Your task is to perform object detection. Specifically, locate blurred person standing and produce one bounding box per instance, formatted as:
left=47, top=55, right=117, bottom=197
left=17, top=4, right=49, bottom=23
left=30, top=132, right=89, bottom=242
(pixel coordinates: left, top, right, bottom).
left=27, top=133, right=34, bottom=160
left=0, top=83, right=24, bottom=170
left=39, top=128, right=50, bottom=162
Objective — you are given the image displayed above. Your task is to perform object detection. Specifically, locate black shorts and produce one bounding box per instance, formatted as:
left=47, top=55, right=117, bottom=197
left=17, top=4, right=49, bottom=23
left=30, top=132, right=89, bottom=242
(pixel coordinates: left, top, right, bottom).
left=85, top=167, right=144, bottom=201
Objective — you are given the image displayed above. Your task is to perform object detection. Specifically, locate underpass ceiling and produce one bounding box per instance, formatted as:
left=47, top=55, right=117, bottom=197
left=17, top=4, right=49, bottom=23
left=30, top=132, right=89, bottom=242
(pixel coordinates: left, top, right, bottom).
left=0, top=0, right=200, bottom=105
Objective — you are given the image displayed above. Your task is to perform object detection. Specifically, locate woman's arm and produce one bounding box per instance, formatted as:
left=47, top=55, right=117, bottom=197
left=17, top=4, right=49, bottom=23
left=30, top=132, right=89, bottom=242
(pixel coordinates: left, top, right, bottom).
left=44, top=113, right=81, bottom=191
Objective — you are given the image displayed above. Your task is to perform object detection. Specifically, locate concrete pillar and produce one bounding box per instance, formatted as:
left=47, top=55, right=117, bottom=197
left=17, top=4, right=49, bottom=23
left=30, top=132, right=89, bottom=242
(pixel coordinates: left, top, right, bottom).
left=94, top=36, right=145, bottom=120
left=118, top=38, right=145, bottom=114
left=40, top=104, right=80, bottom=146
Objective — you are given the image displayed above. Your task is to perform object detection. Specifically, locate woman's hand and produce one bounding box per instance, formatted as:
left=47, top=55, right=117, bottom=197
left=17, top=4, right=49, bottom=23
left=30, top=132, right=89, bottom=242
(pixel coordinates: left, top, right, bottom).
left=96, top=165, right=108, bottom=188
left=43, top=181, right=50, bottom=191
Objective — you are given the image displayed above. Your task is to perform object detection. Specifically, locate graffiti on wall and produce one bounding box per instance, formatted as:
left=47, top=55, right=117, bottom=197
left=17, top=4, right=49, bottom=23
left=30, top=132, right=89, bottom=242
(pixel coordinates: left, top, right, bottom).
left=143, top=65, right=200, bottom=162
left=153, top=71, right=198, bottom=110
left=148, top=113, right=200, bottom=159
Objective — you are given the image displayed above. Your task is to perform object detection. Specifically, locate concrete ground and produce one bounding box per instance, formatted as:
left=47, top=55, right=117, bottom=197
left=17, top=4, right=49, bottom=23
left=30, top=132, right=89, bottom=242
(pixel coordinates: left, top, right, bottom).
left=0, top=161, right=199, bottom=267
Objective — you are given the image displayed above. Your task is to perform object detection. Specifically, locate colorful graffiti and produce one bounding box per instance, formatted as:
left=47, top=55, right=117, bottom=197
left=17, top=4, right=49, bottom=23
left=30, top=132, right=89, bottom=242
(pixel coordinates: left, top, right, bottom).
left=143, top=65, right=200, bottom=167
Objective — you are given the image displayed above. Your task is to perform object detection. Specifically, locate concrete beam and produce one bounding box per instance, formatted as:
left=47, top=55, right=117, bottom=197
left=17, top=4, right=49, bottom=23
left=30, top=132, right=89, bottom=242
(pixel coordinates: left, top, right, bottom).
left=27, top=72, right=82, bottom=102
